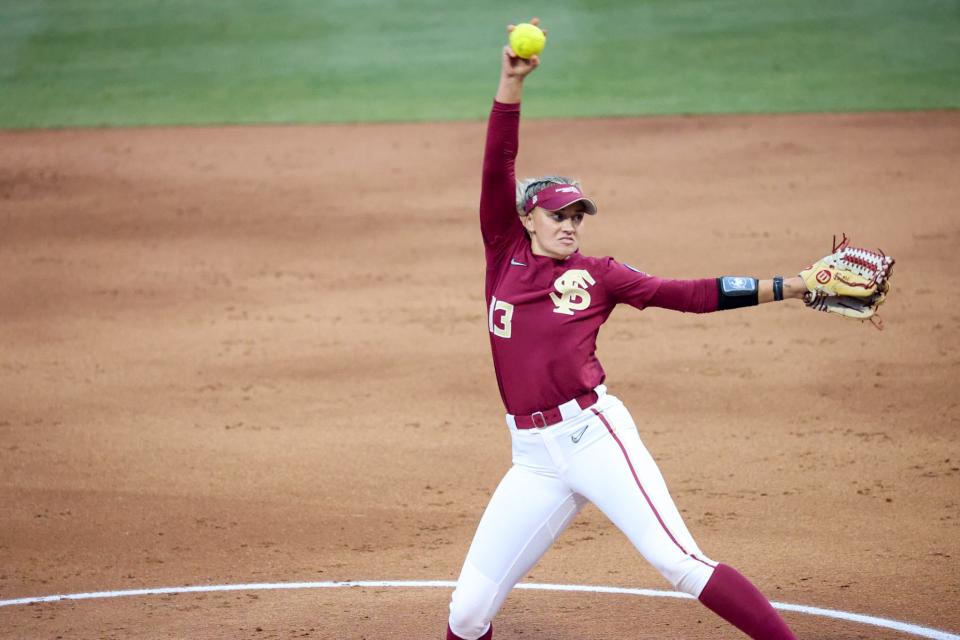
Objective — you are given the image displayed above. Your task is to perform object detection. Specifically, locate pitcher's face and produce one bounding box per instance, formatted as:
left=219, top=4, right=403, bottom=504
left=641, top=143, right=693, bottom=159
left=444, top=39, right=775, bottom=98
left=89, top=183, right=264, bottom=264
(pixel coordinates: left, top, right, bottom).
left=523, top=203, right=587, bottom=260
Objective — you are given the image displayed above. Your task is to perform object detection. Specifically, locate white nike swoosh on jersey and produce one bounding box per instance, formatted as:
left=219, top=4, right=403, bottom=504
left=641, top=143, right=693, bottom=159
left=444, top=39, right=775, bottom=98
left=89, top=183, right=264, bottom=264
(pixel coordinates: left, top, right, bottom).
left=510, top=259, right=527, bottom=267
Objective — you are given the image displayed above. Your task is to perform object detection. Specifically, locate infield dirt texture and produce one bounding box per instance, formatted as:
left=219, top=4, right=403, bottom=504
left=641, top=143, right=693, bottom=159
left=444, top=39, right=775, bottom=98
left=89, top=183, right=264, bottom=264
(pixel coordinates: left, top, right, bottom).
left=2, top=2, right=959, bottom=639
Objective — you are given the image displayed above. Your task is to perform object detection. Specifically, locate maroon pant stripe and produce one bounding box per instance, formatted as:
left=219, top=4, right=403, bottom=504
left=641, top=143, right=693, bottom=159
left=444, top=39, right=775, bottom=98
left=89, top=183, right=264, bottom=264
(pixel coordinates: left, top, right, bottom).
left=592, top=409, right=715, bottom=569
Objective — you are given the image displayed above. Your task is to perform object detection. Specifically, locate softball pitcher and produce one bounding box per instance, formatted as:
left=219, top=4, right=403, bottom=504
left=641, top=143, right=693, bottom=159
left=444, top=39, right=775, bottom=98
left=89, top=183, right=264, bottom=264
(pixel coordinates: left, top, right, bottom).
left=445, top=20, right=894, bottom=640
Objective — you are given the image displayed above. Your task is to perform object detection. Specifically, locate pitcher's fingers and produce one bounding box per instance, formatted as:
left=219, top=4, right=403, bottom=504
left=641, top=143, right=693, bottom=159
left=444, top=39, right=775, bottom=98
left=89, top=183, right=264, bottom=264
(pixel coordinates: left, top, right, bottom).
left=529, top=17, right=547, bottom=35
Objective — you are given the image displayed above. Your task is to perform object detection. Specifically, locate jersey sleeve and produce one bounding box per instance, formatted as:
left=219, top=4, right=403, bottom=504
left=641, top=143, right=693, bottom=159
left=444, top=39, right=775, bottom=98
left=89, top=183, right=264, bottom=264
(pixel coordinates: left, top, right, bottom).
left=604, top=259, right=664, bottom=309
left=479, top=101, right=524, bottom=253
left=605, top=259, right=719, bottom=313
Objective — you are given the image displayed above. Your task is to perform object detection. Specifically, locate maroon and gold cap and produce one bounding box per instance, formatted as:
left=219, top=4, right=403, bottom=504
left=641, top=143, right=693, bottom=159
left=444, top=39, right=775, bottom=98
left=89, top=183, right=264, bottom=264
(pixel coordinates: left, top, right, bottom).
left=523, top=183, right=598, bottom=215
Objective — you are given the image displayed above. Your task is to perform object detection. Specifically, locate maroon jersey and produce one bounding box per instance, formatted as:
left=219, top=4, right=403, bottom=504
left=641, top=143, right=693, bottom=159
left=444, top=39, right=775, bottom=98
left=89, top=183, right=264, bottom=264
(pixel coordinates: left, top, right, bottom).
left=481, top=101, right=718, bottom=415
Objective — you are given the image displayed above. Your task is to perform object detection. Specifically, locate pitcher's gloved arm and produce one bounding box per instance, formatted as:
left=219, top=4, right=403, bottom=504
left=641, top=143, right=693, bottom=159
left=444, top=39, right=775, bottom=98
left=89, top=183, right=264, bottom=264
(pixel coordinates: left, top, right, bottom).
left=644, top=275, right=804, bottom=312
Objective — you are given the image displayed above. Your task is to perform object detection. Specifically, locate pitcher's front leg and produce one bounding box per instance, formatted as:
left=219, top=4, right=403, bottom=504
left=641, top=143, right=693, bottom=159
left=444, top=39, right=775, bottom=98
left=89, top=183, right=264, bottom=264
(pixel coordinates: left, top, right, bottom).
left=568, top=405, right=796, bottom=639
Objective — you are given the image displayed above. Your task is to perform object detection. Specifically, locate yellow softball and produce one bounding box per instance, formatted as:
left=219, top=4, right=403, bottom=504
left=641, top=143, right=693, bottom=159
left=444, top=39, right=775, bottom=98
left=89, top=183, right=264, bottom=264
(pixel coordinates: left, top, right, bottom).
left=509, top=23, right=546, bottom=59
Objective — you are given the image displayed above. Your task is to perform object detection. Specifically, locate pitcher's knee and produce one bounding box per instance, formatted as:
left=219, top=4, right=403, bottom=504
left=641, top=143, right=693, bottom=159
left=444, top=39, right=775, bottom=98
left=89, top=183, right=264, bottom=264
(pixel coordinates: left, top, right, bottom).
left=447, top=621, right=492, bottom=640
left=448, top=562, right=499, bottom=639
left=655, top=553, right=717, bottom=597
left=447, top=614, right=491, bottom=640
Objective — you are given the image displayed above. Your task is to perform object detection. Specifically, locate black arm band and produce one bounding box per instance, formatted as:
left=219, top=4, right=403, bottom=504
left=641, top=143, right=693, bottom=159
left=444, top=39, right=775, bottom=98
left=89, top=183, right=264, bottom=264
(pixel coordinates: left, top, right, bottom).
left=716, top=276, right=759, bottom=310
left=773, top=276, right=784, bottom=301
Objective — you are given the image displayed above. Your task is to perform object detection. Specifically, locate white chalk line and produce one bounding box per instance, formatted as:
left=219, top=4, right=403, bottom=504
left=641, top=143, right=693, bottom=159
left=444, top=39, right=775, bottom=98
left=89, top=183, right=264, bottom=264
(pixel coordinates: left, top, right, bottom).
left=1, top=580, right=957, bottom=640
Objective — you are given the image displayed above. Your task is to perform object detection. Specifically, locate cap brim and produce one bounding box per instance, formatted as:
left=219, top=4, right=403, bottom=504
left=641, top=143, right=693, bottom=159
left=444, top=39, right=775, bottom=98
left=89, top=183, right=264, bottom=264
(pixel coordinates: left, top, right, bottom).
left=541, top=195, right=598, bottom=215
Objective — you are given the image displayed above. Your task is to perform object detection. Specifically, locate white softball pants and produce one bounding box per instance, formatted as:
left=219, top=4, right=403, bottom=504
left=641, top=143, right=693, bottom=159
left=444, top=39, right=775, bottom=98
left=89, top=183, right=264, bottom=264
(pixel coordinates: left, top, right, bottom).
left=447, top=387, right=718, bottom=640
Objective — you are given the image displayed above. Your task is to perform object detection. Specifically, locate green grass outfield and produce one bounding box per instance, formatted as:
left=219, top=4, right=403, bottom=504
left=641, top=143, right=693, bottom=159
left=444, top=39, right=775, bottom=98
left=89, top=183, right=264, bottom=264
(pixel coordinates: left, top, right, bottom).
left=1, top=0, right=958, bottom=128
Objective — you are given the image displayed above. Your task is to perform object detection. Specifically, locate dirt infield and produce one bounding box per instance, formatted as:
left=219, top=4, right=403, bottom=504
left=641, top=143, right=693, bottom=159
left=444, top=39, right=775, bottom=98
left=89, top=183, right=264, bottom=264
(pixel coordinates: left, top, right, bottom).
left=1, top=110, right=959, bottom=639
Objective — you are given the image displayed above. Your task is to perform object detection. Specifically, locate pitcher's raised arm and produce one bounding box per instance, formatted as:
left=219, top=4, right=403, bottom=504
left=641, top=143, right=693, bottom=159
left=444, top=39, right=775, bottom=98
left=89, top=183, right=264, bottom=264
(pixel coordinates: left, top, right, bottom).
left=479, top=21, right=545, bottom=251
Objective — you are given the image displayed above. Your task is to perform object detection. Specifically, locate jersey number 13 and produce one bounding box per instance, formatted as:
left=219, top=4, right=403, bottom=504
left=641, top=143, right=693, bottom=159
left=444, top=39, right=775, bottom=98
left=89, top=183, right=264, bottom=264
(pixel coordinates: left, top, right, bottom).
left=488, top=296, right=514, bottom=339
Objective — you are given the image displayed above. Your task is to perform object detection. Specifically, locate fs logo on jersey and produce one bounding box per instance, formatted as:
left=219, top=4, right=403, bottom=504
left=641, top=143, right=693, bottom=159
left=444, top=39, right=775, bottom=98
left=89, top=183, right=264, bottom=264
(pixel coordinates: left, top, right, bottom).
left=550, top=269, right=595, bottom=315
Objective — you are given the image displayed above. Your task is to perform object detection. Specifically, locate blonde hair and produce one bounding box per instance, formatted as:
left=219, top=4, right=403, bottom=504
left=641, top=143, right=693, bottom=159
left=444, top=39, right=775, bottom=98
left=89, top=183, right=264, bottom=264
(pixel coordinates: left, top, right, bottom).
left=515, top=175, right=582, bottom=216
